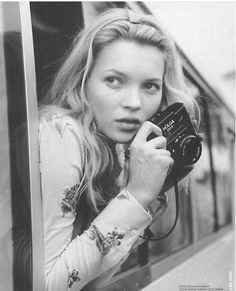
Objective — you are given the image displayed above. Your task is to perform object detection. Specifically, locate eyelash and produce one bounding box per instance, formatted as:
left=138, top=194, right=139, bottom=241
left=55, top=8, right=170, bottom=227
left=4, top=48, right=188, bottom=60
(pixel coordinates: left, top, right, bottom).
left=105, top=76, right=123, bottom=88
left=105, top=76, right=161, bottom=93
left=143, top=83, right=161, bottom=93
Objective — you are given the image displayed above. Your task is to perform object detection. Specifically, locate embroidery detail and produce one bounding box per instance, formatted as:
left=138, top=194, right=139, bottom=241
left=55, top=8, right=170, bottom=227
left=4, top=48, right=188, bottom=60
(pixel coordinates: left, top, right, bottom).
left=117, top=193, right=129, bottom=200
left=106, top=228, right=125, bottom=247
left=67, top=269, right=81, bottom=288
left=51, top=114, right=74, bottom=137
left=117, top=188, right=130, bottom=200
left=86, top=225, right=125, bottom=255
left=61, top=184, right=80, bottom=216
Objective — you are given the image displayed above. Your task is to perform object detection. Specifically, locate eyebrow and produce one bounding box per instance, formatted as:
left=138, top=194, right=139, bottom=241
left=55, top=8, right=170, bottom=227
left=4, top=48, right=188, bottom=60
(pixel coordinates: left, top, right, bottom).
left=103, top=69, right=163, bottom=82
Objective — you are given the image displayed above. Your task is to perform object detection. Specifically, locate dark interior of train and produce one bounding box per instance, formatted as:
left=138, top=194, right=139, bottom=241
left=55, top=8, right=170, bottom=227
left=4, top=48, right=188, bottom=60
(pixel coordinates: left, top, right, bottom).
left=30, top=2, right=84, bottom=100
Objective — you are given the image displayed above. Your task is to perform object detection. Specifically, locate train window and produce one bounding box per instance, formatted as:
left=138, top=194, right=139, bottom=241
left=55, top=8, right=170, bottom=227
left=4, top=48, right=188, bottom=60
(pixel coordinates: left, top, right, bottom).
left=0, top=2, right=32, bottom=291
left=208, top=103, right=234, bottom=227
left=188, top=98, right=216, bottom=240
left=182, top=79, right=216, bottom=240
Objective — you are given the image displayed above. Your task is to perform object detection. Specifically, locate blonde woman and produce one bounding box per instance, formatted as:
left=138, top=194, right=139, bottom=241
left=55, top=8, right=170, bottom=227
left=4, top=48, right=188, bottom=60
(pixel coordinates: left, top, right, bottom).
left=39, top=8, right=200, bottom=290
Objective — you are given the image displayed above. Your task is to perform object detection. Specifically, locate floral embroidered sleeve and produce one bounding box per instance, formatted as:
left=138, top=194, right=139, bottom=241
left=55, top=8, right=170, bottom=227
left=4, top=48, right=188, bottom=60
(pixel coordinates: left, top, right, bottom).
left=39, top=114, right=152, bottom=291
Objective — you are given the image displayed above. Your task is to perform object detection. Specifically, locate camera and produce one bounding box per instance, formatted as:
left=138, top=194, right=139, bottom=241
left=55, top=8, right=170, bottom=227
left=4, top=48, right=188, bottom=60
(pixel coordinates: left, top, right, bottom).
left=148, top=102, right=202, bottom=171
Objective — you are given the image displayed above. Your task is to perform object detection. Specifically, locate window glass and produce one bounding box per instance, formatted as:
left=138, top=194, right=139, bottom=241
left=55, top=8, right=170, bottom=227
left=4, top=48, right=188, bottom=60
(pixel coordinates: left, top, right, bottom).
left=184, top=80, right=216, bottom=240
left=191, top=96, right=234, bottom=240
left=0, top=2, right=32, bottom=291
left=190, top=114, right=215, bottom=239
left=209, top=105, right=234, bottom=227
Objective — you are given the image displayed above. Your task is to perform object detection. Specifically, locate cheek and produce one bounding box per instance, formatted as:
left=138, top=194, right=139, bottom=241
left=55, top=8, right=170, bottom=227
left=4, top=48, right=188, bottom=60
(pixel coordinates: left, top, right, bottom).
left=145, top=95, right=162, bottom=118
left=86, top=80, right=104, bottom=113
left=86, top=87, right=113, bottom=127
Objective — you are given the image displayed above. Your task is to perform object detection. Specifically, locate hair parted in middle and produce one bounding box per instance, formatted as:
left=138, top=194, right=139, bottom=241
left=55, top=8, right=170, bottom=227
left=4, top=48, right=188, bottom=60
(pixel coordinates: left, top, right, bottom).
left=41, top=8, right=200, bottom=213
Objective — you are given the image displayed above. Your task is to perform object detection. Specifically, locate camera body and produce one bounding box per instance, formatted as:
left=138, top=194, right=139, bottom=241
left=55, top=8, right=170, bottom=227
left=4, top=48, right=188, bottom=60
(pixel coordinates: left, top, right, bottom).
left=149, top=102, right=202, bottom=171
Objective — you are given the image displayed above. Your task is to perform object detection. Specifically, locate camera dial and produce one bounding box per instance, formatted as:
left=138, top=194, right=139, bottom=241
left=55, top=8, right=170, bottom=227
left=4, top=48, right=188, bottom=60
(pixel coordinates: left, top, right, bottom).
left=180, top=135, right=202, bottom=165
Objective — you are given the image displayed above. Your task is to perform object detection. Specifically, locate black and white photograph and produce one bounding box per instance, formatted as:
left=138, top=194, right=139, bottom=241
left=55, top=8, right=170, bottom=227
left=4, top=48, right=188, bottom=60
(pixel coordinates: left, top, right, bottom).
left=0, top=1, right=235, bottom=291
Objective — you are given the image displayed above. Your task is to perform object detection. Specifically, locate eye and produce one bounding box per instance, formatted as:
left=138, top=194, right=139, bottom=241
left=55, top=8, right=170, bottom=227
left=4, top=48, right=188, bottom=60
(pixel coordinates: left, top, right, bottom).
left=143, top=82, right=161, bottom=94
left=105, top=76, right=123, bottom=88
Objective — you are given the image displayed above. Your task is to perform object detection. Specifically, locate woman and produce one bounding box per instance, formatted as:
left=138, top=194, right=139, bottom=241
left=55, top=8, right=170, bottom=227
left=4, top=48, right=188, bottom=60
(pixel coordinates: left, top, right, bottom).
left=39, top=8, right=200, bottom=290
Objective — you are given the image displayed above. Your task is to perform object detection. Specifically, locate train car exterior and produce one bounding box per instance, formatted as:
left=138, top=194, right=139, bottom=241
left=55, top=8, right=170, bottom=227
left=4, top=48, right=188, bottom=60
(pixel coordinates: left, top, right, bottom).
left=0, top=2, right=234, bottom=291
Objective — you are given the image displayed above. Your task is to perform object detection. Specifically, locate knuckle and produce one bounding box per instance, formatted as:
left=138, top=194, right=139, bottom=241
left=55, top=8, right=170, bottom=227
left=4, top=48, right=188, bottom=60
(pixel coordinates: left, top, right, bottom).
left=144, top=121, right=161, bottom=131
left=155, top=136, right=167, bottom=148
left=155, top=155, right=173, bottom=167
left=143, top=120, right=152, bottom=127
left=160, top=136, right=167, bottom=144
left=168, top=157, right=174, bottom=167
left=130, top=143, right=146, bottom=155
left=140, top=121, right=152, bottom=131
left=166, top=150, right=171, bottom=156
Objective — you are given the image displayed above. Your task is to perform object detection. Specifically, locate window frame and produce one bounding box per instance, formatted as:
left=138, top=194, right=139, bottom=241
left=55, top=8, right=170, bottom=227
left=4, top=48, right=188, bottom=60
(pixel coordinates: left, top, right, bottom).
left=19, top=2, right=45, bottom=291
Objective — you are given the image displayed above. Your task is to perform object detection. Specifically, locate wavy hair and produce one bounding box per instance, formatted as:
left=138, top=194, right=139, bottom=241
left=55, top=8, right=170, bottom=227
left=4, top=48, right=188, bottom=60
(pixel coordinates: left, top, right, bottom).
left=40, top=8, right=200, bottom=213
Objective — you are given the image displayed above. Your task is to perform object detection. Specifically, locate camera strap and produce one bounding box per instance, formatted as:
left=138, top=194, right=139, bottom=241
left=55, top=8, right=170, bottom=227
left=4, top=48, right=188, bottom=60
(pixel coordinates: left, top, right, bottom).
left=139, top=179, right=179, bottom=241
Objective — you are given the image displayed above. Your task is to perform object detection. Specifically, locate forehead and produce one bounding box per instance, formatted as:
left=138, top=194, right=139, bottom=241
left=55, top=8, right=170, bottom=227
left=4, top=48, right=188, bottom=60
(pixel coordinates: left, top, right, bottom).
left=92, top=40, right=165, bottom=78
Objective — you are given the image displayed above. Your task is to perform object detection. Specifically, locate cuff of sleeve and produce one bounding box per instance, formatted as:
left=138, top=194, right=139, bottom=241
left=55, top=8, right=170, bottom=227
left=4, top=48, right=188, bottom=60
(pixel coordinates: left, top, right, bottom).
left=93, top=188, right=152, bottom=252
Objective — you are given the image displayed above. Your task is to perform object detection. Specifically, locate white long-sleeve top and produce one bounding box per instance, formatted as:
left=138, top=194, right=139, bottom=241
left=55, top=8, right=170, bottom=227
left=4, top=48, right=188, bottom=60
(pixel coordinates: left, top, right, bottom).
left=39, top=112, right=152, bottom=291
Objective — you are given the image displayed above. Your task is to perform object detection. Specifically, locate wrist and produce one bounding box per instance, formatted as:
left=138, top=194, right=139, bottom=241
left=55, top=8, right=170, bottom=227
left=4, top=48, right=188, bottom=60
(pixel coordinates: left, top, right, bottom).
left=125, top=186, right=151, bottom=209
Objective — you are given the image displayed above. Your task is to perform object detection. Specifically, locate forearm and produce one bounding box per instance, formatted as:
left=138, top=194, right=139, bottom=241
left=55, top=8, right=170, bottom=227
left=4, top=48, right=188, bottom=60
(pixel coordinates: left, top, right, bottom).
left=45, top=188, right=152, bottom=291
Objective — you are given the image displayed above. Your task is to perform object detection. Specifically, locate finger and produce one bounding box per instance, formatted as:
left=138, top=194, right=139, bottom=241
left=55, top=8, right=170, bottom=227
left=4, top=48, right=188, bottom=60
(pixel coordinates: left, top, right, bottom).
left=145, top=148, right=171, bottom=156
left=133, top=121, right=162, bottom=143
left=147, top=135, right=167, bottom=149
left=192, top=119, right=198, bottom=131
left=153, top=154, right=174, bottom=169
left=155, top=149, right=171, bottom=156
left=198, top=133, right=204, bottom=140
left=167, top=157, right=174, bottom=175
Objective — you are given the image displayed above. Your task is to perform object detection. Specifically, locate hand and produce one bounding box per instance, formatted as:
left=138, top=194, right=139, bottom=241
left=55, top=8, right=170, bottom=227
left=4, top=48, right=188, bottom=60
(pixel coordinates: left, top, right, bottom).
left=126, top=121, right=174, bottom=208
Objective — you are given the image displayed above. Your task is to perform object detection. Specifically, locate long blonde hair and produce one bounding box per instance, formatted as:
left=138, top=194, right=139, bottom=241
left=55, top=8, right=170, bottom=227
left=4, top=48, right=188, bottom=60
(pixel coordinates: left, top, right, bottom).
left=40, top=8, right=200, bottom=213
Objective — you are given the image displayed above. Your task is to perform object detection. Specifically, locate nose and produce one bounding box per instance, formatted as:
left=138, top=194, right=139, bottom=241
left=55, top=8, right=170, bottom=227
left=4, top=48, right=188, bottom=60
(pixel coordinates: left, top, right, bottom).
left=122, top=87, right=142, bottom=111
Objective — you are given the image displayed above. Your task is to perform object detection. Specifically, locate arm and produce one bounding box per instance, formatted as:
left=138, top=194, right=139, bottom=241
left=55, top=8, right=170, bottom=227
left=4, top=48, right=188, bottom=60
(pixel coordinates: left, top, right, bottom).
left=39, top=114, right=152, bottom=291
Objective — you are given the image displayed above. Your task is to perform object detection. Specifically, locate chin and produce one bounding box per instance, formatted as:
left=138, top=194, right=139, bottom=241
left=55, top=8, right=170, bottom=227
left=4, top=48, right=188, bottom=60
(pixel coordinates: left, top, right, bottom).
left=109, top=132, right=135, bottom=144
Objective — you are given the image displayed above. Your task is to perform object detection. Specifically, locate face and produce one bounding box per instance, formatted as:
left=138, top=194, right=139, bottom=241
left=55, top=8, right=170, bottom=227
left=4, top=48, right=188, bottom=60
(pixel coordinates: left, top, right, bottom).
left=86, top=40, right=165, bottom=144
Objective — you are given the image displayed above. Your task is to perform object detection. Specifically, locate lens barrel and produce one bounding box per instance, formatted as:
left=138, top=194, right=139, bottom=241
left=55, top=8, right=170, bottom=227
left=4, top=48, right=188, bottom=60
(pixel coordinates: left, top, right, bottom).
left=180, top=135, right=202, bottom=165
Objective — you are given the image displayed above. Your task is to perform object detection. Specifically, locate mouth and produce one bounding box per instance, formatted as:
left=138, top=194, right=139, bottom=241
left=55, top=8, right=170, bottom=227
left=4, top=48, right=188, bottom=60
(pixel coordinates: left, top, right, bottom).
left=115, top=117, right=141, bottom=131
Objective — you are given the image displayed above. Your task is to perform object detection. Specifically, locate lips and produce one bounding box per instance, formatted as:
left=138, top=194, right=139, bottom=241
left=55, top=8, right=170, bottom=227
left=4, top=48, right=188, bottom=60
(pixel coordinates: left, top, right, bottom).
left=115, top=117, right=141, bottom=131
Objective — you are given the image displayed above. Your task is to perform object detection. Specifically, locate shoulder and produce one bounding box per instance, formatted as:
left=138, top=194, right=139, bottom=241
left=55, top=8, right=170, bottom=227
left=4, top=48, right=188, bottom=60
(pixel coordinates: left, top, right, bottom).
left=38, top=108, right=85, bottom=163
left=38, top=108, right=85, bottom=173
left=39, top=108, right=82, bottom=141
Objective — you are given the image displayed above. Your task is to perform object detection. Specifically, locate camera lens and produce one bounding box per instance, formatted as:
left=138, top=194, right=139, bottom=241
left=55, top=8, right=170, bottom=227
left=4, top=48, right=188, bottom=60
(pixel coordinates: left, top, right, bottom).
left=180, top=135, right=202, bottom=165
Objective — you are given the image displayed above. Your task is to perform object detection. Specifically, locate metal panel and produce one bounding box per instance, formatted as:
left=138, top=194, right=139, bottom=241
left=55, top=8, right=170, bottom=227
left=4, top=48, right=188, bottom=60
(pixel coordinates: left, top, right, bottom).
left=19, top=2, right=45, bottom=291
left=144, top=229, right=234, bottom=291
left=97, top=265, right=152, bottom=291
left=150, top=225, right=233, bottom=281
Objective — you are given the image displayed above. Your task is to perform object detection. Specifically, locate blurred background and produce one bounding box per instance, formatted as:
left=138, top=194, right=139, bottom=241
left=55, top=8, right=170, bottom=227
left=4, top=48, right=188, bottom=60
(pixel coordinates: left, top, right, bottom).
left=146, top=1, right=235, bottom=113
